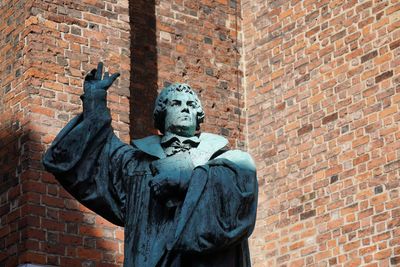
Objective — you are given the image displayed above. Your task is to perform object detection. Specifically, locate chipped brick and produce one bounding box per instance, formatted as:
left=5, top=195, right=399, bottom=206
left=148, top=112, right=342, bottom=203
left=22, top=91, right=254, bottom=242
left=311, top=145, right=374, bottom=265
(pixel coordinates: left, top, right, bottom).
left=305, top=10, right=319, bottom=22
left=295, top=74, right=310, bottom=86
left=330, top=175, right=339, bottom=184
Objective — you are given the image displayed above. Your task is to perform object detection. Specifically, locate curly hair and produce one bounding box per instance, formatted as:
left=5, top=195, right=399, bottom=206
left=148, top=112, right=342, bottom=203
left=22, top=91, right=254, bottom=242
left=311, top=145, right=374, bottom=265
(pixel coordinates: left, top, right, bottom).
left=153, top=83, right=205, bottom=134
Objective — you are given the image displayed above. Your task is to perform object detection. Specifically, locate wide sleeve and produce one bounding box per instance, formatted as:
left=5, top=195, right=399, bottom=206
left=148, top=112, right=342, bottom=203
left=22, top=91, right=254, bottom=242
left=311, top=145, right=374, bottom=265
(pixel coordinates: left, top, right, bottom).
left=170, top=151, right=258, bottom=253
left=42, top=90, right=135, bottom=226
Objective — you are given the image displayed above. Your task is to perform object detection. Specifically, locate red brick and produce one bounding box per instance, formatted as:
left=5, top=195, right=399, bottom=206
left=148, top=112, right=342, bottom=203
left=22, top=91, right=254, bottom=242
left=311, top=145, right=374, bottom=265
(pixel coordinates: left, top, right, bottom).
left=59, top=234, right=82, bottom=246
left=374, top=248, right=391, bottom=260
left=79, top=225, right=104, bottom=238
left=343, top=240, right=360, bottom=252
left=97, top=239, right=119, bottom=251
left=19, top=251, right=46, bottom=265
left=77, top=247, right=103, bottom=260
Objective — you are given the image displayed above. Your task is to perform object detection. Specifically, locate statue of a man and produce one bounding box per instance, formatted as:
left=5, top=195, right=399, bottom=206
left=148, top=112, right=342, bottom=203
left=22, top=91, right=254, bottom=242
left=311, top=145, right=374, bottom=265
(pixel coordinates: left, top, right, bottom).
left=43, top=63, right=258, bottom=267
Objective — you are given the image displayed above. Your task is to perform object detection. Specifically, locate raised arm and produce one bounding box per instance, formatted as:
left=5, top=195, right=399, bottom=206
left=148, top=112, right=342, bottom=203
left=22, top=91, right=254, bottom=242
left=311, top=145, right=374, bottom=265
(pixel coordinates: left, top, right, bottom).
left=43, top=63, right=132, bottom=226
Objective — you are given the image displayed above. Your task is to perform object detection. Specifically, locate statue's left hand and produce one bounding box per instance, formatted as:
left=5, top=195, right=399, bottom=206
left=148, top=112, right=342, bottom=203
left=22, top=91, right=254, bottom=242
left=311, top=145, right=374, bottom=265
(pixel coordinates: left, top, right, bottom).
left=84, top=62, right=120, bottom=92
left=149, top=175, right=185, bottom=206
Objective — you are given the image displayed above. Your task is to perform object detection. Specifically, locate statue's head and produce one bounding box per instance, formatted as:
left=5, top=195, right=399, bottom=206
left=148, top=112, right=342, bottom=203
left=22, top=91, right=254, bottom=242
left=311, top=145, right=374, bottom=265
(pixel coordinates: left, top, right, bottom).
left=153, top=83, right=205, bottom=137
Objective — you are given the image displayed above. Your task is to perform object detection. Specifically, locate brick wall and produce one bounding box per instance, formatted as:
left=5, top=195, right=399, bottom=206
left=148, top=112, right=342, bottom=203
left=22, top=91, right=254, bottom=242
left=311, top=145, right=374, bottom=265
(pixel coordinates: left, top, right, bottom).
left=155, top=0, right=245, bottom=147
left=131, top=0, right=245, bottom=146
left=3, top=0, right=399, bottom=266
left=1, top=0, right=244, bottom=266
left=242, top=0, right=400, bottom=266
left=0, top=0, right=36, bottom=265
left=1, top=0, right=130, bottom=265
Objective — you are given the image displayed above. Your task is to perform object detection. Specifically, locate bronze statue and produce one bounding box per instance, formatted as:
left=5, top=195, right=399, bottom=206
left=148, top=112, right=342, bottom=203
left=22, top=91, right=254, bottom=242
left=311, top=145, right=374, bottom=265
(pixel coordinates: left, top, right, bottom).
left=43, top=62, right=258, bottom=267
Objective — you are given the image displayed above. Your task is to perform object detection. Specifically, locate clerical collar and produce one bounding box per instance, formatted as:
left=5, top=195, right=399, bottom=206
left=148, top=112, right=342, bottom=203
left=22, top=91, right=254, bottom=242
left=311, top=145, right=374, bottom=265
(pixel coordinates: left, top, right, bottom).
left=160, top=132, right=200, bottom=147
left=131, top=132, right=228, bottom=159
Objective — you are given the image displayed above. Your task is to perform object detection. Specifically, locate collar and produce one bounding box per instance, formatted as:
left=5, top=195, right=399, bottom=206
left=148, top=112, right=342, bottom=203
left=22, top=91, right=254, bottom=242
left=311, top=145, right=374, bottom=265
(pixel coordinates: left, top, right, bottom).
left=131, top=132, right=228, bottom=159
left=160, top=132, right=200, bottom=147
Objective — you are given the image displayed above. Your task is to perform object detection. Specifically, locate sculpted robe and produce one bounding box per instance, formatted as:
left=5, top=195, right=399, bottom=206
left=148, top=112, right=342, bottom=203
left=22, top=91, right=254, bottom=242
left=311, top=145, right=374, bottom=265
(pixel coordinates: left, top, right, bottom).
left=43, top=90, right=258, bottom=267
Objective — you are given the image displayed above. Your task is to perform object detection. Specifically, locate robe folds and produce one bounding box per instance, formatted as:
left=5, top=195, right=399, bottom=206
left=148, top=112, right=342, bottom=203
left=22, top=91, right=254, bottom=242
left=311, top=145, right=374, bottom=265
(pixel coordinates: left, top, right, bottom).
left=43, top=90, right=258, bottom=267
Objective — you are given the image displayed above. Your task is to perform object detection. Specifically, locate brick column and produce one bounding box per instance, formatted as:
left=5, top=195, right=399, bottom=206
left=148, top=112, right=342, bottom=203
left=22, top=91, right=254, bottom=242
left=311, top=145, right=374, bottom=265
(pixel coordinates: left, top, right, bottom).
left=1, top=0, right=130, bottom=265
left=1, top=0, right=38, bottom=265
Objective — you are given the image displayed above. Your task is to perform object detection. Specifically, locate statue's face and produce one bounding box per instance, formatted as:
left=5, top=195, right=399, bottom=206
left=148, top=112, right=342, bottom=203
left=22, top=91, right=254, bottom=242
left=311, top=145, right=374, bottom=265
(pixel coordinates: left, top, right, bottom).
left=164, top=92, right=198, bottom=137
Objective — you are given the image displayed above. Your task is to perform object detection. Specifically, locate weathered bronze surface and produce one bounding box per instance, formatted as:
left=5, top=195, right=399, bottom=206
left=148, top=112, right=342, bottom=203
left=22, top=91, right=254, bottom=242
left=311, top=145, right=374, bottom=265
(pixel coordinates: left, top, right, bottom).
left=43, top=63, right=258, bottom=267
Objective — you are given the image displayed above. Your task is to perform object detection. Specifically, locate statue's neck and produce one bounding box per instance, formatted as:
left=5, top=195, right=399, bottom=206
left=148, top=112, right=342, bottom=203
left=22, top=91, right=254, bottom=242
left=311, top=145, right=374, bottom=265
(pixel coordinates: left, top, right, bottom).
left=164, top=130, right=195, bottom=137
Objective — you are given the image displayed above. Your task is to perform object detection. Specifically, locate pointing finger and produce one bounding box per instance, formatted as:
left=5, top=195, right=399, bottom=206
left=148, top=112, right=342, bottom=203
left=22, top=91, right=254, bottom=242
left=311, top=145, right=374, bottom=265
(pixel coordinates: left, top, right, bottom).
left=95, top=62, right=103, bottom=80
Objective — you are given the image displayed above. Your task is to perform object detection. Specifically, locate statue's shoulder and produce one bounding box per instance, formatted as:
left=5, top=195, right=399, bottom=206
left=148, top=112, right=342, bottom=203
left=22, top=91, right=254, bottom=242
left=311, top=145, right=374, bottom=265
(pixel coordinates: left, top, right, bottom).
left=131, top=135, right=165, bottom=159
left=198, top=133, right=256, bottom=172
left=198, top=132, right=228, bottom=149
left=215, top=149, right=256, bottom=172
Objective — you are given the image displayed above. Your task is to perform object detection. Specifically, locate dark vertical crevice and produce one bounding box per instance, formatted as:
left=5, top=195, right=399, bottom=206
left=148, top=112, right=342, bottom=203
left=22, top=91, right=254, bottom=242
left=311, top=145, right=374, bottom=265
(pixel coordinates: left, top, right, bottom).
left=129, top=0, right=159, bottom=139
left=0, top=121, right=22, bottom=195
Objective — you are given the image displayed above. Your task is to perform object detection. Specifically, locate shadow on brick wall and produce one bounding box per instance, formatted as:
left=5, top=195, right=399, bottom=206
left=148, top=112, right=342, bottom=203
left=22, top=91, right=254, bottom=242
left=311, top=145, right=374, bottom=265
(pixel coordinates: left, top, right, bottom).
left=129, top=0, right=159, bottom=139
left=0, top=121, right=22, bottom=195
left=0, top=119, right=24, bottom=266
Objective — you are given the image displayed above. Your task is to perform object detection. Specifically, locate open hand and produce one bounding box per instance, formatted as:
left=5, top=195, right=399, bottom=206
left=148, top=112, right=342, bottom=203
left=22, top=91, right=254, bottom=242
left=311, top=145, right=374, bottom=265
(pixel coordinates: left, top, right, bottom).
left=84, top=62, right=120, bottom=92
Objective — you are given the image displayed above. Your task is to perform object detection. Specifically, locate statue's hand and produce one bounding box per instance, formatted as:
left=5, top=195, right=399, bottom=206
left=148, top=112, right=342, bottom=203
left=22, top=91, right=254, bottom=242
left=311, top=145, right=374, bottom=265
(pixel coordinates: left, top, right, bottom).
left=84, top=62, right=120, bottom=92
left=149, top=175, right=185, bottom=207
